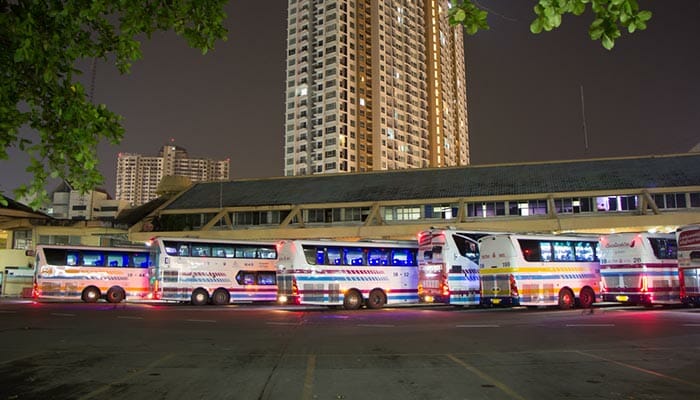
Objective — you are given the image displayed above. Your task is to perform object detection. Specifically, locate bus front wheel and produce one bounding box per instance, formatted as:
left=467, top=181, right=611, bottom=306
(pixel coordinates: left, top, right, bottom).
left=366, top=289, right=386, bottom=309
left=82, top=287, right=101, bottom=303
left=343, top=289, right=363, bottom=310
left=191, top=288, right=209, bottom=306
left=106, top=287, right=125, bottom=303
left=211, top=289, right=230, bottom=306
left=558, top=288, right=575, bottom=310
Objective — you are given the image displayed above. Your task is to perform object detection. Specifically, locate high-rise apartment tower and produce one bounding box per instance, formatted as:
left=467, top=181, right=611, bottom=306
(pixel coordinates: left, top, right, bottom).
left=284, top=0, right=469, bottom=176
left=115, top=145, right=230, bottom=206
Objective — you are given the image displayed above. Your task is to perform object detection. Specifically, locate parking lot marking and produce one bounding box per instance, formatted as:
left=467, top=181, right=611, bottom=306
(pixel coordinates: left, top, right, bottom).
left=356, top=323, right=395, bottom=328
left=50, top=313, right=76, bottom=317
left=447, top=354, right=527, bottom=400
left=576, top=351, right=700, bottom=388
left=301, top=354, right=316, bottom=400
left=456, top=324, right=500, bottom=328
left=77, top=353, right=175, bottom=400
left=185, top=319, right=217, bottom=323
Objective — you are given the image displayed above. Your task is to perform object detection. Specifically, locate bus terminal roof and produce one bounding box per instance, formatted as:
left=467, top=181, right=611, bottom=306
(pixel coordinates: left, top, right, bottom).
left=163, top=153, right=700, bottom=210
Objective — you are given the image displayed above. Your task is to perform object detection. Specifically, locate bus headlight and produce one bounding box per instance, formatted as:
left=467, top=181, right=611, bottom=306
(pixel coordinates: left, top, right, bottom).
left=278, top=295, right=288, bottom=304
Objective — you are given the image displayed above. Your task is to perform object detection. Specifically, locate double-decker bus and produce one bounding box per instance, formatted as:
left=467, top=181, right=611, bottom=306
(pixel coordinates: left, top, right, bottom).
left=677, top=224, right=700, bottom=306
left=276, top=239, right=418, bottom=310
left=148, top=237, right=278, bottom=305
left=479, top=234, right=600, bottom=309
left=599, top=232, right=679, bottom=306
left=33, top=245, right=151, bottom=303
left=417, top=229, right=490, bottom=306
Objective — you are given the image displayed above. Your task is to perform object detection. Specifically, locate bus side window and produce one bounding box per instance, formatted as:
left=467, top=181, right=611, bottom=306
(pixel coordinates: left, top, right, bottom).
left=344, top=247, right=364, bottom=266
left=66, top=252, right=78, bottom=266
left=326, top=247, right=342, bottom=265
left=178, top=244, right=189, bottom=257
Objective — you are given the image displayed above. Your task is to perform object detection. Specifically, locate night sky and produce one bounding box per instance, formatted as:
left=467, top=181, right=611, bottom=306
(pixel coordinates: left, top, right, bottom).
left=1, top=0, right=698, bottom=198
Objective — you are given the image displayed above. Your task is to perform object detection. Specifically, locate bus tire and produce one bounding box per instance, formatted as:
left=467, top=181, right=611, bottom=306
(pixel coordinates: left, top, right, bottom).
left=82, top=286, right=101, bottom=303
left=343, top=289, right=363, bottom=310
left=191, top=288, right=209, bottom=306
left=211, top=289, right=230, bottom=306
left=366, top=289, right=386, bottom=309
left=106, top=287, right=126, bottom=303
left=558, top=288, right=575, bottom=310
left=578, top=287, right=595, bottom=309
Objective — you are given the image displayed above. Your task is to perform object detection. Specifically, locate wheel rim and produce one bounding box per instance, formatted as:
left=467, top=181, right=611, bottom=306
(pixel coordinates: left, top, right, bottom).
left=580, top=291, right=592, bottom=307
left=194, top=291, right=207, bottom=304
left=560, top=291, right=573, bottom=308
left=346, top=293, right=360, bottom=308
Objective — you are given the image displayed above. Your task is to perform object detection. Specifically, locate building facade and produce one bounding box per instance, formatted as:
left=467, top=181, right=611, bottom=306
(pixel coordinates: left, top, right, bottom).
left=284, top=0, right=468, bottom=176
left=115, top=145, right=230, bottom=206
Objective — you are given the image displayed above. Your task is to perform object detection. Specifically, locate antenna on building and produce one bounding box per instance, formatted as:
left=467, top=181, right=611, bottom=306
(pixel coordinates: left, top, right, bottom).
left=580, top=84, right=589, bottom=152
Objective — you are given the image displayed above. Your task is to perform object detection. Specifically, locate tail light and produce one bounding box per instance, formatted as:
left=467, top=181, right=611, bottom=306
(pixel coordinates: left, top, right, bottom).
left=441, top=280, right=450, bottom=297
left=641, top=275, right=648, bottom=293
left=510, top=274, right=519, bottom=297
left=679, top=270, right=685, bottom=298
left=292, top=277, right=298, bottom=296
left=32, top=279, right=40, bottom=298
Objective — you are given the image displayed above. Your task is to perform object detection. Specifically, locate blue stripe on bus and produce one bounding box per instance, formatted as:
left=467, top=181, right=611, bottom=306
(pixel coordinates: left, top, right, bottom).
left=515, top=274, right=598, bottom=280
left=294, top=276, right=386, bottom=282
left=600, top=271, right=678, bottom=277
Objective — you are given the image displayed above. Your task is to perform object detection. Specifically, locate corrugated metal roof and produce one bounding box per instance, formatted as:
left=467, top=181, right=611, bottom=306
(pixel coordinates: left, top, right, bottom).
left=164, top=154, right=700, bottom=210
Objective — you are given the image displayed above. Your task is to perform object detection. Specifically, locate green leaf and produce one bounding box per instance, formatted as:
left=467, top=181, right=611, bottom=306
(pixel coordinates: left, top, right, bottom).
left=602, top=34, right=614, bottom=50
left=530, top=18, right=544, bottom=34
left=638, top=10, right=652, bottom=22
left=454, top=9, right=466, bottom=23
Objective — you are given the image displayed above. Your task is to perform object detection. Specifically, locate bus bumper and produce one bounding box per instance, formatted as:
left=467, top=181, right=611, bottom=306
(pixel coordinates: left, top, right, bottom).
left=481, top=296, right=519, bottom=307
left=602, top=293, right=651, bottom=305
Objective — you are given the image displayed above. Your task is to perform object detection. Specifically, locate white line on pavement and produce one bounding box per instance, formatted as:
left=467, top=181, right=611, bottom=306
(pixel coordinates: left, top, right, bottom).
left=456, top=324, right=500, bottom=328
left=566, top=324, right=615, bottom=327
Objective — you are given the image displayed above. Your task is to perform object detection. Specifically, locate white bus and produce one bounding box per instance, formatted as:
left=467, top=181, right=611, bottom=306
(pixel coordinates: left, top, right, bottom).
left=599, top=232, right=679, bottom=306
left=677, top=224, right=700, bottom=306
left=33, top=245, right=152, bottom=303
left=276, top=239, right=418, bottom=310
left=479, top=234, right=600, bottom=309
left=417, top=229, right=489, bottom=306
left=149, top=237, right=278, bottom=305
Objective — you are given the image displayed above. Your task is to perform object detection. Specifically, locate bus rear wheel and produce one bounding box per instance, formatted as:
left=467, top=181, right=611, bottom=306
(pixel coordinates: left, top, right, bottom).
left=191, top=288, right=209, bottom=306
left=82, top=287, right=101, bottom=303
left=211, top=289, right=230, bottom=306
left=578, top=287, right=595, bottom=309
left=106, top=287, right=125, bottom=303
left=366, top=289, right=386, bottom=309
left=558, top=288, right=575, bottom=310
left=343, top=289, right=363, bottom=310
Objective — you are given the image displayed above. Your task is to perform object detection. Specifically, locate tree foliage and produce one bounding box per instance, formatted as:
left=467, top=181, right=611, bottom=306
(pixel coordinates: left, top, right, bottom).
left=449, top=0, right=652, bottom=50
left=0, top=0, right=227, bottom=209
